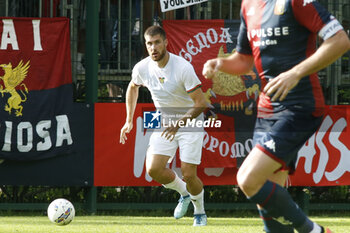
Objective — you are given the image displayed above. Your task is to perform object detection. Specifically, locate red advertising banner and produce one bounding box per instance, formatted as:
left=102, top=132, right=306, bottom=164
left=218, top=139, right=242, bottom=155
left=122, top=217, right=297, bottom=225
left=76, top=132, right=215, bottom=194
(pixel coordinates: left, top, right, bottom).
left=95, top=103, right=159, bottom=187
left=94, top=104, right=350, bottom=186
left=291, top=106, right=350, bottom=186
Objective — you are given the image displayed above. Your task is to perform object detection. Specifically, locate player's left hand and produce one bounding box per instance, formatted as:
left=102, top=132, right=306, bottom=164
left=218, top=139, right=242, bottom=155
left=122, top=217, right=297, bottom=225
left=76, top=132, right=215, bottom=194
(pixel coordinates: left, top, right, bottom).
left=120, top=122, right=133, bottom=144
left=263, top=70, right=301, bottom=101
left=161, top=125, right=179, bottom=142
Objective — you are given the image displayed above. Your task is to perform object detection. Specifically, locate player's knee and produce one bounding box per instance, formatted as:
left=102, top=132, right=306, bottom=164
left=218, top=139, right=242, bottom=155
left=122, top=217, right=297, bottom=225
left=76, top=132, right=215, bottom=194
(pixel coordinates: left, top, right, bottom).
left=146, top=166, right=160, bottom=179
left=237, top=168, right=255, bottom=196
left=236, top=169, right=245, bottom=190
left=182, top=172, right=196, bottom=184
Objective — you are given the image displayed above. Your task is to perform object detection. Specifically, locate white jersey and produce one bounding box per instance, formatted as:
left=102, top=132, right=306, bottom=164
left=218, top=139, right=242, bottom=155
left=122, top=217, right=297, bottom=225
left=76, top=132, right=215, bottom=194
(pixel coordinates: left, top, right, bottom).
left=132, top=53, right=202, bottom=110
left=133, top=54, right=204, bottom=162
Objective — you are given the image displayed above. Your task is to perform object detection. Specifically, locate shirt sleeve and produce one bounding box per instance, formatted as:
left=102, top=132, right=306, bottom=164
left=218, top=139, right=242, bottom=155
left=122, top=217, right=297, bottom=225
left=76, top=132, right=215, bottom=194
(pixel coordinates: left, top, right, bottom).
left=131, top=63, right=143, bottom=86
left=236, top=9, right=253, bottom=55
left=292, top=0, right=343, bottom=40
left=182, top=63, right=202, bottom=94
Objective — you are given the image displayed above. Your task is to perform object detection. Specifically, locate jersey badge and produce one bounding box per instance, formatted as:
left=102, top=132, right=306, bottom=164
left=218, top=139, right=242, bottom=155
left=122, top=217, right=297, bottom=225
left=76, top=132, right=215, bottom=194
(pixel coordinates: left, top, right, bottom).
left=274, top=0, right=286, bottom=15
left=158, top=77, right=165, bottom=84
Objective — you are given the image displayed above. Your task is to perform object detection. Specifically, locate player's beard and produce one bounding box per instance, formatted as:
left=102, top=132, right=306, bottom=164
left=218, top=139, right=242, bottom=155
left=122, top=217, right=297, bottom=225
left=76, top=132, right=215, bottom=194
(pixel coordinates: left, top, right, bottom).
left=151, top=49, right=166, bottom=62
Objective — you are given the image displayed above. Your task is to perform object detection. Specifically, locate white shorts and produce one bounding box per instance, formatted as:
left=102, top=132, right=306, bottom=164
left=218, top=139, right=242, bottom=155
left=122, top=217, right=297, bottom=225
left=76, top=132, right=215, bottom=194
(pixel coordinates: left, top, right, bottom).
left=147, top=131, right=204, bottom=165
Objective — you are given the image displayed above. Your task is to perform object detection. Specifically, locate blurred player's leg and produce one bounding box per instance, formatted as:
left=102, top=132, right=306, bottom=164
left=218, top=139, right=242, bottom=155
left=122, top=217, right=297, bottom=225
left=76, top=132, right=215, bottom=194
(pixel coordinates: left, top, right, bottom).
left=237, top=148, right=323, bottom=233
left=258, top=208, right=294, bottom=233
left=258, top=170, right=294, bottom=232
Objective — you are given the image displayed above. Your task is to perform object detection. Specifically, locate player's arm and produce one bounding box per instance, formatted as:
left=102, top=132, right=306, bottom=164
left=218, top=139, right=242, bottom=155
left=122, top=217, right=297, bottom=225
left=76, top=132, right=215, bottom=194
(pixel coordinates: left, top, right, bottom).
left=203, top=11, right=254, bottom=79
left=202, top=52, right=254, bottom=79
left=120, top=81, right=140, bottom=144
left=161, top=88, right=207, bottom=141
left=290, top=30, right=350, bottom=80
left=181, top=87, right=208, bottom=121
left=264, top=30, right=350, bottom=101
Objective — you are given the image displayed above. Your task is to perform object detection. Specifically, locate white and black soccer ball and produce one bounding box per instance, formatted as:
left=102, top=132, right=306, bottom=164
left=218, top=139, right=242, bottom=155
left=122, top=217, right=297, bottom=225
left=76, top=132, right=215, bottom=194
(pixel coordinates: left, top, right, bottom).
left=47, top=198, right=75, bottom=225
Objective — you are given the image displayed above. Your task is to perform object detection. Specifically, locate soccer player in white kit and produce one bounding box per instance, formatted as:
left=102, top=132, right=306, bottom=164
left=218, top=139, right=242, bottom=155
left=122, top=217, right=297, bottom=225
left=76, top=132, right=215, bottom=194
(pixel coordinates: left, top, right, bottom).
left=120, top=25, right=208, bottom=226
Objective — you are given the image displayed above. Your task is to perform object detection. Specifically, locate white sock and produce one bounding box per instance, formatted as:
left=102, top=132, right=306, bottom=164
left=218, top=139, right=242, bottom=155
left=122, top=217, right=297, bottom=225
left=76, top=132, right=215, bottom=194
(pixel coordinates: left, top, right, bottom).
left=190, top=189, right=205, bottom=215
left=310, top=222, right=322, bottom=233
left=163, top=173, right=189, bottom=197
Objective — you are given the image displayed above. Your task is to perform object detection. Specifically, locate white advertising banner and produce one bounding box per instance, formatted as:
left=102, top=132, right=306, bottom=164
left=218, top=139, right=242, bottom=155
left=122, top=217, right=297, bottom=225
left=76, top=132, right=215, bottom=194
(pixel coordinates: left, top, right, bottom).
left=160, top=0, right=208, bottom=12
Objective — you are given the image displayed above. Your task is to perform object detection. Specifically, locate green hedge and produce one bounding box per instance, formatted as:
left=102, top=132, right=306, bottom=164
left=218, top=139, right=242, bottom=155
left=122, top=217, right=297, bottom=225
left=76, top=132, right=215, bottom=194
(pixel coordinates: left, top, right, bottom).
left=0, top=185, right=348, bottom=204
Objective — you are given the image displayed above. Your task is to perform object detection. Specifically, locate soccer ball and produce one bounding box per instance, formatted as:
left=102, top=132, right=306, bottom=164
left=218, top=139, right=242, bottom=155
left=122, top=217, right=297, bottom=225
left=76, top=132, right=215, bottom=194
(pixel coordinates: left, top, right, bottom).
left=47, top=198, right=75, bottom=225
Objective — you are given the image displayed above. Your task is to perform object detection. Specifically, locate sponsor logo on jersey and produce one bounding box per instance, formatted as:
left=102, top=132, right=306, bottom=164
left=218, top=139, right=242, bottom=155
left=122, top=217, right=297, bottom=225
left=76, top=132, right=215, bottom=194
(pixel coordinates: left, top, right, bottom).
left=248, top=26, right=289, bottom=48
left=274, top=0, right=286, bottom=15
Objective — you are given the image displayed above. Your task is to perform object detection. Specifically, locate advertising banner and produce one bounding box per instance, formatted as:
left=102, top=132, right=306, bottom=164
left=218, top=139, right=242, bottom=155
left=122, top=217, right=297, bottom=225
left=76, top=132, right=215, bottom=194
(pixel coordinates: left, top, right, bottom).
left=0, top=18, right=93, bottom=186
left=160, top=0, right=208, bottom=12
left=94, top=104, right=350, bottom=186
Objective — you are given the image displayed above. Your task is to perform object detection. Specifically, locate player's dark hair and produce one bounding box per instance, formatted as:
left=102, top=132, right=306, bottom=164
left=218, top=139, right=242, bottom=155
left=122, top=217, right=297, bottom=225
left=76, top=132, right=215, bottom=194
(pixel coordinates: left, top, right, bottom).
left=144, top=25, right=166, bottom=40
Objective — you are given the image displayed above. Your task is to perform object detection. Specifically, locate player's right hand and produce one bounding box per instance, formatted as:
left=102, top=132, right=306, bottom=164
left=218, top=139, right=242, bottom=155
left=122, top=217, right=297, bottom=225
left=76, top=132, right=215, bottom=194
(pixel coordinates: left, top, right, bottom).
left=120, top=122, right=133, bottom=144
left=202, top=58, right=222, bottom=79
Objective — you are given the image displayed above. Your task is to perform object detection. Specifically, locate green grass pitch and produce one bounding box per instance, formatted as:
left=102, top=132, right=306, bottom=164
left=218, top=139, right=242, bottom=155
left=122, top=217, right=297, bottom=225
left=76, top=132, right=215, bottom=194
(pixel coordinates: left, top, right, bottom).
left=1, top=215, right=349, bottom=233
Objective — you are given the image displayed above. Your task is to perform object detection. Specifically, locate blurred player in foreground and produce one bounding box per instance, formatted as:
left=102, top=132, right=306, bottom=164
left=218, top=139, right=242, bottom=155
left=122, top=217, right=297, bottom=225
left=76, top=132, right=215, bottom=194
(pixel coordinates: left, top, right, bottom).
left=120, top=25, right=208, bottom=226
left=203, top=0, right=350, bottom=232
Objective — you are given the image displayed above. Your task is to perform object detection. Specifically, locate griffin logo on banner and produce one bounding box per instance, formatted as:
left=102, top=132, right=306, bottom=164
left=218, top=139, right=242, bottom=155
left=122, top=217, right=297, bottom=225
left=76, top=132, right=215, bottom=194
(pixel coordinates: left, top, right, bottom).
left=205, top=46, right=259, bottom=116
left=0, top=60, right=30, bottom=117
